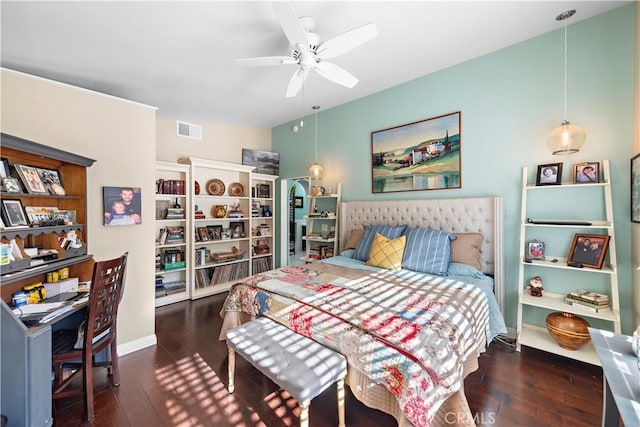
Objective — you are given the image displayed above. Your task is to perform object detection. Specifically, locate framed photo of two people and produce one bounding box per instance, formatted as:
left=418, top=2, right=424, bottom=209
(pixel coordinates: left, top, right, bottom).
left=567, top=233, right=610, bottom=269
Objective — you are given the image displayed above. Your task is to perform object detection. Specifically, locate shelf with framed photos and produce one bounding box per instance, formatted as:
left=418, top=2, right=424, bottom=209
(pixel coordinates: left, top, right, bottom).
left=0, top=133, right=96, bottom=426
left=516, top=159, right=619, bottom=366
left=154, top=161, right=190, bottom=307
left=0, top=133, right=95, bottom=293
left=301, top=182, right=341, bottom=263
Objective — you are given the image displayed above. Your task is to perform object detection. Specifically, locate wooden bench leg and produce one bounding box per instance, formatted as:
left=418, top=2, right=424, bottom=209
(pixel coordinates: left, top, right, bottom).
left=337, top=378, right=345, bottom=427
left=227, top=346, right=235, bottom=393
left=299, top=402, right=310, bottom=427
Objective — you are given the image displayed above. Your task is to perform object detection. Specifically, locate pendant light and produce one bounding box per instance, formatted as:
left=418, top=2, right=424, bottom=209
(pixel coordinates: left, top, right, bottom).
left=546, top=9, right=586, bottom=155
left=308, top=105, right=324, bottom=179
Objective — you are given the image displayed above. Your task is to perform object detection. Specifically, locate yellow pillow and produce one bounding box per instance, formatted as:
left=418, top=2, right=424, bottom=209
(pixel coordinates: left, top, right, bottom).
left=366, top=233, right=406, bottom=271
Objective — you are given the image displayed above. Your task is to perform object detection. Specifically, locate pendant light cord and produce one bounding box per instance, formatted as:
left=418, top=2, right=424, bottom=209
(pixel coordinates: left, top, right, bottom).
left=563, top=18, right=568, bottom=122
left=315, top=108, right=318, bottom=163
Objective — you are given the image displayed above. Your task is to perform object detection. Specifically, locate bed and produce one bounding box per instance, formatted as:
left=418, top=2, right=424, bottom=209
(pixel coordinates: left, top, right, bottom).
left=219, top=197, right=506, bottom=427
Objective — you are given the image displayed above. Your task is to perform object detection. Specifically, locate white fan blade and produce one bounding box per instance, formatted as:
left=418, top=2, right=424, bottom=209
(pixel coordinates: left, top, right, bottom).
left=316, top=22, right=378, bottom=60
left=285, top=68, right=309, bottom=98
left=272, top=2, right=309, bottom=47
left=315, top=61, right=358, bottom=88
left=235, top=56, right=296, bottom=67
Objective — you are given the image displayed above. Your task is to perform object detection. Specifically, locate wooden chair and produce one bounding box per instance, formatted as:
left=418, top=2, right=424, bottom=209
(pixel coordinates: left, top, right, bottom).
left=51, top=252, right=128, bottom=421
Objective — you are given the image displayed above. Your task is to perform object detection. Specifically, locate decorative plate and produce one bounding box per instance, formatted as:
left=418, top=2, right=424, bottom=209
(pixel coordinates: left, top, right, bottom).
left=194, top=181, right=200, bottom=195
left=206, top=179, right=225, bottom=196
left=228, top=182, right=244, bottom=197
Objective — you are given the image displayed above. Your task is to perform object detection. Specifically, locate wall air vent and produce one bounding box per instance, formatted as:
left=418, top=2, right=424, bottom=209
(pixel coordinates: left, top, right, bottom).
left=176, top=121, right=202, bottom=140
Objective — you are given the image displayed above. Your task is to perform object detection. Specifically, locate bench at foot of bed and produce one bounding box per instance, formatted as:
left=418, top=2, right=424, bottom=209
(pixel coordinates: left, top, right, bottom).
left=226, top=317, right=347, bottom=427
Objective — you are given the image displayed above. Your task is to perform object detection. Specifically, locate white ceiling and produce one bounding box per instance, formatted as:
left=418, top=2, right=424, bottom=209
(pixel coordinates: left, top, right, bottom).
left=1, top=1, right=629, bottom=128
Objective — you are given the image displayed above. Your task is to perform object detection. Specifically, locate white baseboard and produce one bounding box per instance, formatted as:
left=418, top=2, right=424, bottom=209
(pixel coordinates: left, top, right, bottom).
left=117, top=334, right=157, bottom=356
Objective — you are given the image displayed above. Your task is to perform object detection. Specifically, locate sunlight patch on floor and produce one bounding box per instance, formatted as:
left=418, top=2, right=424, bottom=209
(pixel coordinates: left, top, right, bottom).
left=155, top=352, right=263, bottom=426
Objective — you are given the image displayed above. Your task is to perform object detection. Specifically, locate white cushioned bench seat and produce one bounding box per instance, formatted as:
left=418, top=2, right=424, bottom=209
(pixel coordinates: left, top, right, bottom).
left=226, top=317, right=347, bottom=427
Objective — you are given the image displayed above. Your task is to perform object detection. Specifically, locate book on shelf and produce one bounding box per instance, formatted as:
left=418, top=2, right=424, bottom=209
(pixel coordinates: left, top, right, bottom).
left=568, top=290, right=609, bottom=303
left=565, top=294, right=610, bottom=306
left=563, top=297, right=611, bottom=313
left=157, top=179, right=186, bottom=195
left=157, top=229, right=168, bottom=245
left=162, top=249, right=185, bottom=270
left=166, top=208, right=185, bottom=219
left=163, top=280, right=186, bottom=294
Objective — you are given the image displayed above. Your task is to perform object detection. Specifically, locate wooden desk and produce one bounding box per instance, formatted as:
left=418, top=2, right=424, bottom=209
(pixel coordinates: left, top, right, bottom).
left=589, top=327, right=640, bottom=427
left=0, top=298, right=87, bottom=426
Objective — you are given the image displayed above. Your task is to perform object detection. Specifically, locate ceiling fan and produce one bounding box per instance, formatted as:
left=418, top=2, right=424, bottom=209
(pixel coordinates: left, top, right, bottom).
left=235, top=2, right=378, bottom=98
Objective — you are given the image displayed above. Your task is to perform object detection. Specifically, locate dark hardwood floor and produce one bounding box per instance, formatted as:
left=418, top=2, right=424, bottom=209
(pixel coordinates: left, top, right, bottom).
left=53, top=293, right=604, bottom=426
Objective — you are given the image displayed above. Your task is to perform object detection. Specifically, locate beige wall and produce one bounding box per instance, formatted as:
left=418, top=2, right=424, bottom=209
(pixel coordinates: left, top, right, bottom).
left=156, top=119, right=271, bottom=163
left=1, top=69, right=158, bottom=353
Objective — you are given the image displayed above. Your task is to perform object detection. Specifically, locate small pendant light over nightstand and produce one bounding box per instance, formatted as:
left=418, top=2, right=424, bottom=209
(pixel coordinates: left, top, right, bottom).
left=547, top=9, right=586, bottom=155
left=308, top=105, right=324, bottom=179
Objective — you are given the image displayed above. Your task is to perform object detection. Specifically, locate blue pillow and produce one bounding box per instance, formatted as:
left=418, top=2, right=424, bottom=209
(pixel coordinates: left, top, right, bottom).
left=447, top=262, right=486, bottom=279
left=352, top=225, right=407, bottom=261
left=401, top=227, right=453, bottom=275
left=340, top=249, right=355, bottom=258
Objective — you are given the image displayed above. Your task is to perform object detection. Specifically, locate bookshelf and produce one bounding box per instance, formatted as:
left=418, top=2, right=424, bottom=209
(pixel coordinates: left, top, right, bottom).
left=515, top=160, right=620, bottom=366
left=249, top=173, right=277, bottom=274
left=185, top=158, right=255, bottom=298
left=302, top=183, right=341, bottom=263
left=154, top=161, right=190, bottom=307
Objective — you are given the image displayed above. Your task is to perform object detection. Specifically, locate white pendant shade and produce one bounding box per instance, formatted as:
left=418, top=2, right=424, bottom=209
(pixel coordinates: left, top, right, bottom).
left=309, top=162, right=324, bottom=180
left=546, top=120, right=586, bottom=155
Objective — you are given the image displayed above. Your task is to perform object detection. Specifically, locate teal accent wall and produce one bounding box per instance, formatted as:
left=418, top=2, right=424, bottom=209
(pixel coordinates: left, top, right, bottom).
left=272, top=5, right=635, bottom=332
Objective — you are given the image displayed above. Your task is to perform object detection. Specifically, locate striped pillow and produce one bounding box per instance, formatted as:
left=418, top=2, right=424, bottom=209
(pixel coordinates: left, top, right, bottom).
left=401, top=227, right=454, bottom=275
left=352, top=224, right=407, bottom=261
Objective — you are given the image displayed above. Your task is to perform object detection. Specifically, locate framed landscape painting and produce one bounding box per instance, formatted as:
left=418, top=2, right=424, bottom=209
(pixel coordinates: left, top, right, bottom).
left=371, top=111, right=461, bottom=193
left=242, top=149, right=279, bottom=176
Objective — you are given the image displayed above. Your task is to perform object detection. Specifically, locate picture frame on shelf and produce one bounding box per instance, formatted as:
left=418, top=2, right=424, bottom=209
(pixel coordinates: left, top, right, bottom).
left=197, top=226, right=210, bottom=241
left=536, top=163, right=562, bottom=186
left=1, top=199, right=28, bottom=227
left=632, top=153, right=640, bottom=223
left=230, top=221, right=244, bottom=238
left=53, top=209, right=76, bottom=225
left=15, top=164, right=48, bottom=195
left=573, top=162, right=599, bottom=184
left=567, top=233, right=610, bottom=269
left=242, top=148, right=280, bottom=175
left=527, top=240, right=545, bottom=260
left=207, top=225, right=223, bottom=240
left=24, top=206, right=57, bottom=225
left=36, top=167, right=66, bottom=195
left=0, top=158, right=10, bottom=178
left=3, top=177, right=22, bottom=193
left=256, top=184, right=270, bottom=198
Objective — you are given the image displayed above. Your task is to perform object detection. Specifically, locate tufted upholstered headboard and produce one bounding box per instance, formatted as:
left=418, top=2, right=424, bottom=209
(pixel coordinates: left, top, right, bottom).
left=339, top=197, right=504, bottom=313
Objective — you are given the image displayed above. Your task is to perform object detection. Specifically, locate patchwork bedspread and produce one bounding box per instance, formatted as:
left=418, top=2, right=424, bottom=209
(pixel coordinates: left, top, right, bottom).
left=220, top=263, right=490, bottom=427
